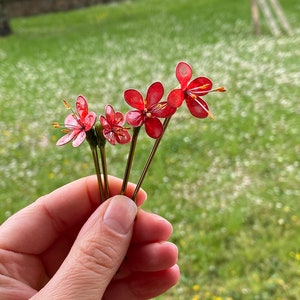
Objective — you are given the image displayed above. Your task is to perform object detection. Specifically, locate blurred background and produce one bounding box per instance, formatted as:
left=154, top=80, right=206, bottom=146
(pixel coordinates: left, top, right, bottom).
left=0, top=0, right=299, bottom=298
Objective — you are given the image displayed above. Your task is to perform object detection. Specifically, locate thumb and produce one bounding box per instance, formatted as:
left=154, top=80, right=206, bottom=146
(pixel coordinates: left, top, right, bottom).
left=32, top=195, right=137, bottom=300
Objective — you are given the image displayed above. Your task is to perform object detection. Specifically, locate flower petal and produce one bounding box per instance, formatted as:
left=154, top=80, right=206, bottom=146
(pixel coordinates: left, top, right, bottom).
left=146, top=81, right=164, bottom=108
left=124, top=89, right=145, bottom=110
left=145, top=117, right=163, bottom=139
left=116, top=129, right=131, bottom=144
left=83, top=112, right=97, bottom=131
left=153, top=101, right=176, bottom=118
left=186, top=97, right=209, bottom=118
left=100, top=115, right=110, bottom=129
left=103, top=130, right=117, bottom=145
left=167, top=88, right=184, bottom=108
left=56, top=131, right=77, bottom=146
left=188, top=77, right=213, bottom=96
left=64, top=113, right=80, bottom=130
left=176, top=62, right=192, bottom=90
left=76, top=95, right=89, bottom=120
left=105, top=105, right=115, bottom=125
left=72, top=130, right=86, bottom=147
left=126, top=110, right=144, bottom=127
left=115, top=111, right=125, bottom=126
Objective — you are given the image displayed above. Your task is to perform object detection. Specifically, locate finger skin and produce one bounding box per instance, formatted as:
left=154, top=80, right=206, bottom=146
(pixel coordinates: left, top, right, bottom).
left=0, top=175, right=146, bottom=254
left=40, top=208, right=173, bottom=277
left=114, top=241, right=178, bottom=280
left=31, top=196, right=137, bottom=300
left=126, top=241, right=178, bottom=272
left=131, top=209, right=173, bottom=244
left=40, top=206, right=174, bottom=277
left=103, top=265, right=180, bottom=300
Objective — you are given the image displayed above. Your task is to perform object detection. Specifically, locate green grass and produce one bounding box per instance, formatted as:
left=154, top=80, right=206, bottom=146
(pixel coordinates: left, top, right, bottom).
left=1, top=0, right=300, bottom=298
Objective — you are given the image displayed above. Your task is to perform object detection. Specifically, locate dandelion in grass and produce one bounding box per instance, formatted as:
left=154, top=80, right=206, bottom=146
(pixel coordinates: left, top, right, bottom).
left=53, top=95, right=97, bottom=147
left=167, top=61, right=226, bottom=119
left=125, top=81, right=176, bottom=139
left=100, top=104, right=131, bottom=145
left=192, top=284, right=201, bottom=292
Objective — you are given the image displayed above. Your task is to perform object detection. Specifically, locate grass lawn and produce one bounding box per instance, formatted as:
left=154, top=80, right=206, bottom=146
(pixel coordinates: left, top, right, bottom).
left=0, top=0, right=300, bottom=298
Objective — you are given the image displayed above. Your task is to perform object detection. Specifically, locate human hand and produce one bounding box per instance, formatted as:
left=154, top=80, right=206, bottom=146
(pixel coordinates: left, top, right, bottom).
left=0, top=175, right=179, bottom=299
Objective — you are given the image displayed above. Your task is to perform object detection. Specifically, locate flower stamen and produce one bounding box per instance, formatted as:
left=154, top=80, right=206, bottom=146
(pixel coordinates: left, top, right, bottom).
left=213, top=86, right=226, bottom=93
left=61, top=129, right=70, bottom=133
left=52, top=122, right=61, bottom=128
left=63, top=99, right=71, bottom=109
left=190, top=83, right=211, bottom=92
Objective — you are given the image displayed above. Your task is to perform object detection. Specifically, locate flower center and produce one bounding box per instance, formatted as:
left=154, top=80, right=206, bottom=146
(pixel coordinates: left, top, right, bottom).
left=143, top=108, right=152, bottom=118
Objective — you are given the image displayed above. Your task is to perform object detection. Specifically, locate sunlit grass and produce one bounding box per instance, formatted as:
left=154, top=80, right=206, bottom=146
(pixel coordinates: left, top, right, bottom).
left=0, top=0, right=300, bottom=298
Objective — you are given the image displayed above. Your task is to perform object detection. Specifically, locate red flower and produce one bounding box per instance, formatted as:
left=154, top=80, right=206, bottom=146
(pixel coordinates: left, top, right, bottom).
left=100, top=105, right=131, bottom=145
left=124, top=81, right=176, bottom=139
left=55, top=95, right=97, bottom=147
left=167, top=62, right=225, bottom=119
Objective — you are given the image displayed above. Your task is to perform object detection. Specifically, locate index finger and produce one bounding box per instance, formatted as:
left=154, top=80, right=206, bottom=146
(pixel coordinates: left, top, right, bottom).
left=0, top=175, right=147, bottom=254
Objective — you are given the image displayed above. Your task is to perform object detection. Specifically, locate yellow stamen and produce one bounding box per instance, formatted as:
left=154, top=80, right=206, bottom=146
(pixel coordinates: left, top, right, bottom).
left=199, top=83, right=210, bottom=90
left=207, top=110, right=215, bottom=120
left=63, top=100, right=71, bottom=109
left=157, top=103, right=167, bottom=110
left=152, top=103, right=167, bottom=114
left=61, top=129, right=70, bottom=133
left=213, top=86, right=226, bottom=93
left=52, top=122, right=60, bottom=128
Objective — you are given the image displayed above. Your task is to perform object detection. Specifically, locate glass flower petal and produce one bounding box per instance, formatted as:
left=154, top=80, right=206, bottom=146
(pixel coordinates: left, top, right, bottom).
left=186, top=97, right=209, bottom=118
left=72, top=130, right=87, bottom=147
left=56, top=130, right=77, bottom=146
left=167, top=88, right=185, bottom=108
left=83, top=112, right=97, bottom=131
left=145, top=117, right=163, bottom=139
left=76, top=95, right=89, bottom=120
left=146, top=81, right=164, bottom=108
left=124, top=89, right=145, bottom=110
left=126, top=110, right=144, bottom=127
left=176, top=62, right=192, bottom=90
left=116, top=130, right=131, bottom=144
left=187, top=77, right=213, bottom=96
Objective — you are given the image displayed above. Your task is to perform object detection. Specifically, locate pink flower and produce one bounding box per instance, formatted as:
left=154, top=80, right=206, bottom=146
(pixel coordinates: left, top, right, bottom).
left=167, top=62, right=225, bottom=119
left=100, top=105, right=131, bottom=145
left=124, top=81, right=176, bottom=139
left=55, top=95, right=97, bottom=147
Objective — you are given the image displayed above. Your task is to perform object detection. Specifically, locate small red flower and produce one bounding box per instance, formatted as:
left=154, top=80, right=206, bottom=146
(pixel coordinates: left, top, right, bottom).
left=167, top=62, right=225, bottom=119
left=55, top=95, right=97, bottom=147
left=100, top=105, right=131, bottom=145
left=124, top=81, right=176, bottom=139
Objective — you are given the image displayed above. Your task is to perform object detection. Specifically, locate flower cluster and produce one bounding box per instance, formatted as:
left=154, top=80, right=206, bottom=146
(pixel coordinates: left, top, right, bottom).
left=53, top=62, right=225, bottom=203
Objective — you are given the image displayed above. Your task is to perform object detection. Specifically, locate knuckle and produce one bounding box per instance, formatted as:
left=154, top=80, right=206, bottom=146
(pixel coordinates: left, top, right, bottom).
left=76, top=238, right=118, bottom=274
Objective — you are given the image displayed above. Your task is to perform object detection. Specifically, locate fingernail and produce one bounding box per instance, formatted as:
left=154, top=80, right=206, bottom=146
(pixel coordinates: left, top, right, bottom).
left=104, top=196, right=137, bottom=234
